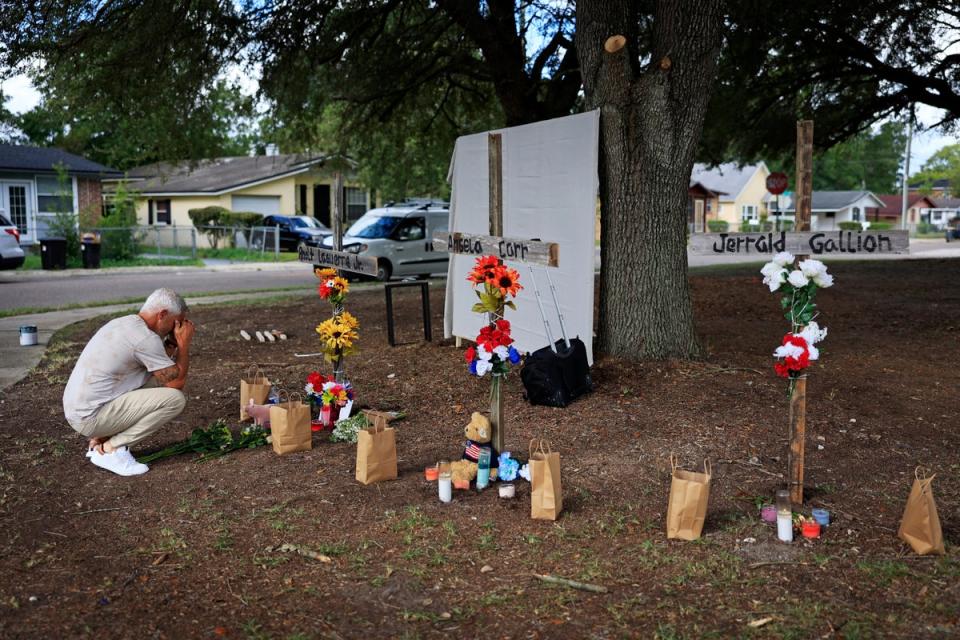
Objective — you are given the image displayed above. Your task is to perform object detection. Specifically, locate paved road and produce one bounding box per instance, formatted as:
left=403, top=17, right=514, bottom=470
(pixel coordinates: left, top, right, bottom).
left=2, top=239, right=958, bottom=312
left=0, top=263, right=316, bottom=312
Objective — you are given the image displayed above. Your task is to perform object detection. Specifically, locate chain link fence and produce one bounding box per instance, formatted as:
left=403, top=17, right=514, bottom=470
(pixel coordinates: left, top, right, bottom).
left=76, top=224, right=284, bottom=261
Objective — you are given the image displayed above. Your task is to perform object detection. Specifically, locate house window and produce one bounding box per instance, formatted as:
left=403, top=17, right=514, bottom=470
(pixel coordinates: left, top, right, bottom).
left=852, top=207, right=861, bottom=222
left=933, top=210, right=943, bottom=221
left=344, top=187, right=368, bottom=221
left=35, top=175, right=72, bottom=214
left=150, top=199, right=172, bottom=225
left=741, top=204, right=757, bottom=220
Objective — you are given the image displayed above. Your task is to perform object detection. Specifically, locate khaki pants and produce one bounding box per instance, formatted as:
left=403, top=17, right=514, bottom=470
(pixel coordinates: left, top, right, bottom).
left=74, top=383, right=186, bottom=449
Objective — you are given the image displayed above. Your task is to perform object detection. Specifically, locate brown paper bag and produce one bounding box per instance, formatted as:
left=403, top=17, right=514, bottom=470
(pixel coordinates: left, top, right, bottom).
left=898, top=468, right=945, bottom=555
left=530, top=439, right=563, bottom=520
left=355, top=415, right=397, bottom=485
left=269, top=392, right=312, bottom=455
left=240, top=366, right=272, bottom=422
left=666, top=455, right=712, bottom=540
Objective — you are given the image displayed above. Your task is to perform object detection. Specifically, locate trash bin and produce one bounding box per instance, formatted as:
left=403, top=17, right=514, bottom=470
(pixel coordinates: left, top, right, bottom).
left=40, top=238, right=67, bottom=270
left=81, top=232, right=101, bottom=269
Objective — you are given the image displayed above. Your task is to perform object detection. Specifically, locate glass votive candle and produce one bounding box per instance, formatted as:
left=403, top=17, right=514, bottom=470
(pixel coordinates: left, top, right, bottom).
left=498, top=483, right=515, bottom=499
left=425, top=464, right=439, bottom=481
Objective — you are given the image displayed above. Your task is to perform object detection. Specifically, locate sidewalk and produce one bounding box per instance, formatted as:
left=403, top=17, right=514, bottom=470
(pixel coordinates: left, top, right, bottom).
left=0, top=259, right=305, bottom=283
left=0, top=289, right=314, bottom=392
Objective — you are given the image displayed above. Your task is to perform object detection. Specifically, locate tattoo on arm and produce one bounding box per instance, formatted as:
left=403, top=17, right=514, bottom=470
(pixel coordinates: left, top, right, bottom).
left=153, top=364, right=180, bottom=384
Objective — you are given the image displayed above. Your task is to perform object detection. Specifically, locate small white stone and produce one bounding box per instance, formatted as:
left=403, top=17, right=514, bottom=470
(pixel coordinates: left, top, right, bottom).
left=28, top=596, right=37, bottom=603
left=742, top=537, right=757, bottom=544
left=850, top=418, right=857, bottom=423
left=480, top=565, right=493, bottom=573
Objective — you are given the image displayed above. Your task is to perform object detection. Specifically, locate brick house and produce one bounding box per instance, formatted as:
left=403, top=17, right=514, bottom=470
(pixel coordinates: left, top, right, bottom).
left=0, top=144, right=120, bottom=245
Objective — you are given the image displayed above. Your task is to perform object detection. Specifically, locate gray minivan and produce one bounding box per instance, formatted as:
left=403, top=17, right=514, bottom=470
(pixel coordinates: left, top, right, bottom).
left=324, top=200, right=449, bottom=280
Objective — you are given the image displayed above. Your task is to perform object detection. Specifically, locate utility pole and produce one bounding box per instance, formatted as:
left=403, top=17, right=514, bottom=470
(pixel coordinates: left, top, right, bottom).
left=901, top=106, right=914, bottom=231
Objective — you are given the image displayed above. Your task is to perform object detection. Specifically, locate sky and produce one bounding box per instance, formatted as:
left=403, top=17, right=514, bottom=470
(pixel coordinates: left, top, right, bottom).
left=2, top=73, right=956, bottom=175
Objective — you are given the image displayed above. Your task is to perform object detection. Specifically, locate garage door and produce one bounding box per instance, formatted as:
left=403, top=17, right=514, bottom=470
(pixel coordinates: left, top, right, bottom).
left=231, top=195, right=282, bottom=216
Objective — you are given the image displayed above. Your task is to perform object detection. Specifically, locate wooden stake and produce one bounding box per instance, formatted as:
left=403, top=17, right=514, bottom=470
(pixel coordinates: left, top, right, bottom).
left=789, top=120, right=814, bottom=505
left=488, top=132, right=505, bottom=454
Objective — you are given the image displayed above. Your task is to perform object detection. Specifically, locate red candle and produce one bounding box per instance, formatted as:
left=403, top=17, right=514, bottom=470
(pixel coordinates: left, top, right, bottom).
left=424, top=466, right=439, bottom=481
left=801, top=520, right=821, bottom=539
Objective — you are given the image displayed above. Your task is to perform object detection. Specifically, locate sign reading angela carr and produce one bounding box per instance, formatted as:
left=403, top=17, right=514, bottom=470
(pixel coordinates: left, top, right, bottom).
left=689, top=230, right=909, bottom=255
left=432, top=231, right=559, bottom=267
left=297, top=245, right=379, bottom=276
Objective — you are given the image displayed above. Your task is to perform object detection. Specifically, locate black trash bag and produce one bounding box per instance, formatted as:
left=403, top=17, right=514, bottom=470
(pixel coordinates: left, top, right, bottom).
left=520, top=337, right=593, bottom=407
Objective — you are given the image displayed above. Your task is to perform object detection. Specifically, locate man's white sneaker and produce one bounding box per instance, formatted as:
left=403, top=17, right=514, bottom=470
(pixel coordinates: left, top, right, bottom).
left=88, top=446, right=149, bottom=476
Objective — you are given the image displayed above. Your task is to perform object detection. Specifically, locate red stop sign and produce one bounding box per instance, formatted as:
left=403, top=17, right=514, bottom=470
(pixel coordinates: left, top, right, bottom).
left=766, top=172, right=788, bottom=195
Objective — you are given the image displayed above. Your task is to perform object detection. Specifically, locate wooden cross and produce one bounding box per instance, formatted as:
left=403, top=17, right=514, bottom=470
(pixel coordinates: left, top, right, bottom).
left=488, top=133, right=505, bottom=454
left=789, top=120, right=814, bottom=505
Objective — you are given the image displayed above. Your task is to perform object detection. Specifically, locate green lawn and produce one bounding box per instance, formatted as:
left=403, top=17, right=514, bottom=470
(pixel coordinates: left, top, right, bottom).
left=21, top=254, right=204, bottom=270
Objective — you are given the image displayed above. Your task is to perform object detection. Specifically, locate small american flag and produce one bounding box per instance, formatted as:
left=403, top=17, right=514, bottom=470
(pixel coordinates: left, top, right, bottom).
left=463, top=442, right=483, bottom=462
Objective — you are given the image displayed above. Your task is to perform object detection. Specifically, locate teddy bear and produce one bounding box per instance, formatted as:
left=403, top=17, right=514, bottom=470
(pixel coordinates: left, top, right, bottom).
left=450, top=412, right=499, bottom=486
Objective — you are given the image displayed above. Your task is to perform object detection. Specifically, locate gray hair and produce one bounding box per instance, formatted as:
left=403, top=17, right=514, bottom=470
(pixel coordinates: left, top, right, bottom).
left=140, top=288, right=188, bottom=315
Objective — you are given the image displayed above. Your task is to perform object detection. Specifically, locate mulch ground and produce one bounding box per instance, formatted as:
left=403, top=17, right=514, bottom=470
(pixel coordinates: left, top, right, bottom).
left=0, top=259, right=958, bottom=639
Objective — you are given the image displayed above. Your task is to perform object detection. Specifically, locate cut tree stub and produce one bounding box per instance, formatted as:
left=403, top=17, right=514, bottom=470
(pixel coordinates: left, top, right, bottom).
left=604, top=35, right=627, bottom=53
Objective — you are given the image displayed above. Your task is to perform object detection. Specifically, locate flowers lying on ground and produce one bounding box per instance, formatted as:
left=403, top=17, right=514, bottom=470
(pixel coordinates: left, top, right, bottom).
left=761, top=252, right=834, bottom=388
left=136, top=419, right=268, bottom=464
left=315, top=267, right=350, bottom=305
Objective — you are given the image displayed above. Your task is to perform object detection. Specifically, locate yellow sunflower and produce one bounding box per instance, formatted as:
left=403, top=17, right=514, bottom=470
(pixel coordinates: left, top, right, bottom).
left=330, top=276, right=350, bottom=294
left=315, top=267, right=337, bottom=280
left=338, top=310, right=360, bottom=330
left=316, top=318, right=358, bottom=351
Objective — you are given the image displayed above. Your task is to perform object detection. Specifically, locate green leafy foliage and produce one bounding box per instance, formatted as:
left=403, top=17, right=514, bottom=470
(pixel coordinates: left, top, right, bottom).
left=98, top=180, right=139, bottom=260
left=136, top=419, right=268, bottom=464
left=43, top=164, right=81, bottom=260
left=838, top=222, right=862, bottom=231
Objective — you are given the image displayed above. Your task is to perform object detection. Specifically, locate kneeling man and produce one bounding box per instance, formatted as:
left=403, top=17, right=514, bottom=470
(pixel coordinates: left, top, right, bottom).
left=63, top=288, right=194, bottom=476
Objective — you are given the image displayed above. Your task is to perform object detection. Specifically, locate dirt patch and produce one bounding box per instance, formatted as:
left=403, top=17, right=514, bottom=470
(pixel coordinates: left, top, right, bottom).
left=0, top=260, right=958, bottom=639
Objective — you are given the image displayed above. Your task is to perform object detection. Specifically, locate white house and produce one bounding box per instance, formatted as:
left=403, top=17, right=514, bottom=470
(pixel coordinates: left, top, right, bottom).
left=781, top=190, right=886, bottom=231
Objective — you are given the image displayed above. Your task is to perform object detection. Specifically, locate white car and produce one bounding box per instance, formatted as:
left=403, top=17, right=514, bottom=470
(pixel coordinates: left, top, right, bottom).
left=0, top=213, right=25, bottom=270
left=323, top=200, right=450, bottom=280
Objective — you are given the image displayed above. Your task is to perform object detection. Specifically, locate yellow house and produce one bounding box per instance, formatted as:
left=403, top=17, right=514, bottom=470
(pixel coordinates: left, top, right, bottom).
left=690, top=162, right=771, bottom=231
left=105, top=153, right=371, bottom=247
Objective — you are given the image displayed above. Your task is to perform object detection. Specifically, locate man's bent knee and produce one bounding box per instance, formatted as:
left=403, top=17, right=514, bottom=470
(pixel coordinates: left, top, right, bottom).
left=159, top=388, right=187, bottom=416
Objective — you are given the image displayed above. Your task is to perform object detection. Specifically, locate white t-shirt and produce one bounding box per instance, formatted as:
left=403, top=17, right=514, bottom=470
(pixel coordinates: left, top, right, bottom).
left=63, top=314, right=176, bottom=426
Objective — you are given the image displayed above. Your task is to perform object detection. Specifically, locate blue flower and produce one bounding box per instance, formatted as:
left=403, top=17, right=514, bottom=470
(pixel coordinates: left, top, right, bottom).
left=508, top=346, right=521, bottom=364
left=468, top=360, right=478, bottom=376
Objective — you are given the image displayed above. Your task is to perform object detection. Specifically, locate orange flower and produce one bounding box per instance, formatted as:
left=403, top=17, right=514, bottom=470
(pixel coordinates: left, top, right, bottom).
left=492, top=265, right=522, bottom=297
left=467, top=255, right=502, bottom=285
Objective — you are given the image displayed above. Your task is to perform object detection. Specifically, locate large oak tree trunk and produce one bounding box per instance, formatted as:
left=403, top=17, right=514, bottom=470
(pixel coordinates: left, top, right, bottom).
left=577, top=0, right=723, bottom=360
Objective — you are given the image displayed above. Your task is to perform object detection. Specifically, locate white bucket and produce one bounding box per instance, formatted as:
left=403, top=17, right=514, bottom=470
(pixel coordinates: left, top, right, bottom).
left=19, top=325, right=38, bottom=346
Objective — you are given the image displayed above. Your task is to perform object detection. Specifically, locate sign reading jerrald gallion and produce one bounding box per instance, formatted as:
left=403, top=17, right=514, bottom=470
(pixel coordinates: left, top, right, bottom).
left=689, top=230, right=909, bottom=255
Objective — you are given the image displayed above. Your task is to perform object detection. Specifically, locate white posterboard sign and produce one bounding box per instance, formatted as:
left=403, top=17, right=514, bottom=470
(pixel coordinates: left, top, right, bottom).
left=444, top=111, right=600, bottom=364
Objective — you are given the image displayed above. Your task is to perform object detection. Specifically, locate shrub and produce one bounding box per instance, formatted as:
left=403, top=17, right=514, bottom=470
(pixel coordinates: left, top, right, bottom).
left=869, top=221, right=893, bottom=230
left=225, top=211, right=263, bottom=227
left=98, top=180, right=139, bottom=260
left=838, top=221, right=861, bottom=231
left=706, top=220, right=729, bottom=232
left=44, top=164, right=81, bottom=261
left=188, top=206, right=232, bottom=248
left=916, top=221, right=935, bottom=234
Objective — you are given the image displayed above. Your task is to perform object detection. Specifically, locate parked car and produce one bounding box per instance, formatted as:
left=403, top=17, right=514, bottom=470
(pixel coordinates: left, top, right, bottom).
left=0, top=213, right=25, bottom=270
left=945, top=219, right=960, bottom=242
left=257, top=215, right=332, bottom=251
left=322, top=200, right=450, bottom=281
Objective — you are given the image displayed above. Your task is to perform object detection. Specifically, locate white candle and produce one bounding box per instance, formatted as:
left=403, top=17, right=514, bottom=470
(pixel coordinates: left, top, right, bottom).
left=498, top=483, right=515, bottom=499
left=439, top=477, right=452, bottom=503
left=777, top=513, right=793, bottom=542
